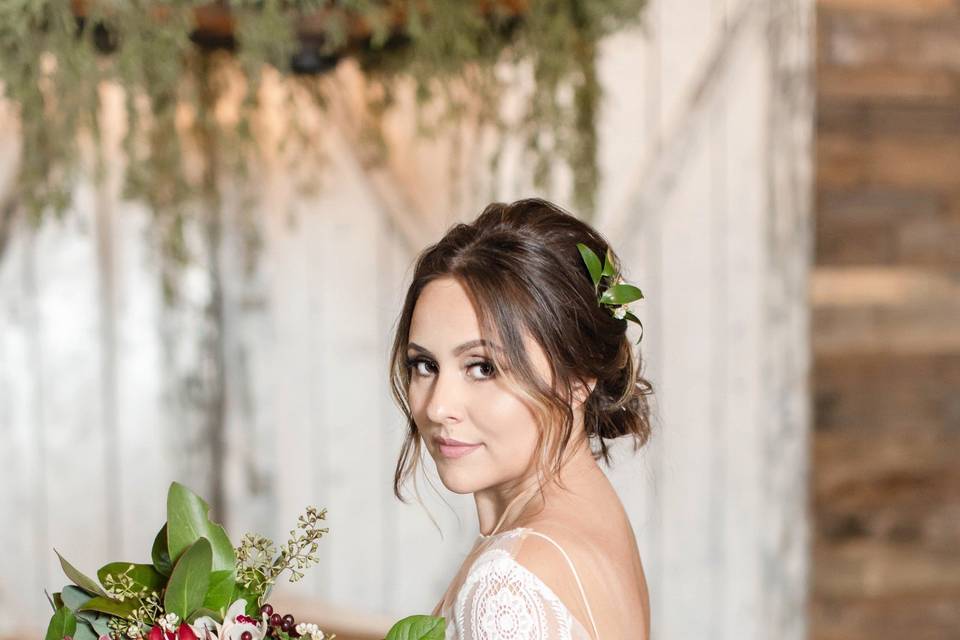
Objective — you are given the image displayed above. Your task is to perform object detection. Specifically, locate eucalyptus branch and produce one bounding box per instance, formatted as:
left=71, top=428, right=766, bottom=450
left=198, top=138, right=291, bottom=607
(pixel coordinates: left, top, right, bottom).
left=235, top=506, right=329, bottom=600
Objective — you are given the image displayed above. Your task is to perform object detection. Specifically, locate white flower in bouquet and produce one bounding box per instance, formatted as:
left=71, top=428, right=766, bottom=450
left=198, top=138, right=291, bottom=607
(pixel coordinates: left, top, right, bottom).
left=192, top=600, right=265, bottom=640
left=294, top=623, right=325, bottom=640
left=159, top=613, right=182, bottom=634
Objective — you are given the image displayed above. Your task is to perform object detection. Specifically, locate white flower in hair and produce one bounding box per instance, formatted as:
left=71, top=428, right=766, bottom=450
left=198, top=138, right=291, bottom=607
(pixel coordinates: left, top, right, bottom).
left=613, top=305, right=627, bottom=320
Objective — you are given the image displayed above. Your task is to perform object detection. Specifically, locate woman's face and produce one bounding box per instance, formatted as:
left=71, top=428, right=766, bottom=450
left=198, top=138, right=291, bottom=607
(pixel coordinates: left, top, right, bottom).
left=406, top=277, right=550, bottom=495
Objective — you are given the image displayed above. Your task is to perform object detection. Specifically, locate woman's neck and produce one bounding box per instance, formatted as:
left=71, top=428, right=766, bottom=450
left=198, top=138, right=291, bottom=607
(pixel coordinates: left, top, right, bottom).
left=475, top=436, right=599, bottom=536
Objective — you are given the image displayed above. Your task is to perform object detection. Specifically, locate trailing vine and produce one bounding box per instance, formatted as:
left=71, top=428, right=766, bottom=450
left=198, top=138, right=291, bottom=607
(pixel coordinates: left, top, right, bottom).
left=0, top=0, right=647, bottom=253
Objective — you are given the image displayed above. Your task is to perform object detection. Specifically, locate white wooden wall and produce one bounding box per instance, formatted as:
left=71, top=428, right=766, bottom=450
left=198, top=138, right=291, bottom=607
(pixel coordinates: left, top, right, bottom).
left=0, top=0, right=813, bottom=638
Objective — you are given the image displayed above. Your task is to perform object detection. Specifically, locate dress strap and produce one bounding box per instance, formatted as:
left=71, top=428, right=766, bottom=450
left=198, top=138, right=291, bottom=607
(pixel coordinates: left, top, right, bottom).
left=523, top=530, right=601, bottom=640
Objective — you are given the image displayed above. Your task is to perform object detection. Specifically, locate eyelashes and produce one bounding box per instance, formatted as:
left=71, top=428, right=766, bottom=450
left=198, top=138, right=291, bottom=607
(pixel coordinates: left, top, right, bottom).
left=405, top=356, right=497, bottom=381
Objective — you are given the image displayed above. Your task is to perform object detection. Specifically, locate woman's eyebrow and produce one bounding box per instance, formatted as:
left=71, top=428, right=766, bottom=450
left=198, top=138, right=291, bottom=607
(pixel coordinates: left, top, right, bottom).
left=407, top=339, right=501, bottom=356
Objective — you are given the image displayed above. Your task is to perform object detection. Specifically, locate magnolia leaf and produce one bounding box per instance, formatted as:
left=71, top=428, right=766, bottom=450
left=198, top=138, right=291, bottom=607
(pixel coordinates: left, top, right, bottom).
left=384, top=615, right=446, bottom=640
left=61, top=585, right=95, bottom=611
left=624, top=310, right=644, bottom=343
left=164, top=537, right=212, bottom=620
left=201, top=569, right=236, bottom=617
left=77, top=596, right=139, bottom=619
left=44, top=606, right=77, bottom=640
left=166, top=482, right=236, bottom=572
left=600, top=284, right=644, bottom=306
left=624, top=310, right=642, bottom=325
left=152, top=524, right=173, bottom=576
left=601, top=248, right=616, bottom=280
left=576, top=243, right=602, bottom=287
left=55, top=549, right=109, bottom=598
left=97, top=563, right=166, bottom=596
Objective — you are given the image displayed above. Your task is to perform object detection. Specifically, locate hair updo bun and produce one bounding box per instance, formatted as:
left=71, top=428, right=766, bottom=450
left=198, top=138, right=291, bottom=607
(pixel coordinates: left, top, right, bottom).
left=389, top=197, right=654, bottom=500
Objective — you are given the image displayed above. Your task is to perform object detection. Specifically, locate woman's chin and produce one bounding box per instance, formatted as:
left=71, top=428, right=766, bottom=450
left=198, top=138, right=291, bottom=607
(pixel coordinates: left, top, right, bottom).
left=436, top=468, right=479, bottom=495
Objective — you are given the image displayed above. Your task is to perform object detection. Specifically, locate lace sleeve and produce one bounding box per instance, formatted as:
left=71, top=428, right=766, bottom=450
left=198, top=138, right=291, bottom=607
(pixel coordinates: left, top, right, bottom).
left=448, top=548, right=585, bottom=640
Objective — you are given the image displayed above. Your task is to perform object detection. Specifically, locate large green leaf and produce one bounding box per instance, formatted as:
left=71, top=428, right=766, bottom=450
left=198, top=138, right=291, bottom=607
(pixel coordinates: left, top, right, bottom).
left=599, top=283, right=644, bottom=305
left=166, top=482, right=236, bottom=572
left=152, top=524, right=173, bottom=576
left=201, top=570, right=236, bottom=618
left=384, top=616, right=445, bottom=640
left=55, top=550, right=109, bottom=598
left=61, top=586, right=95, bottom=612
left=576, top=243, right=602, bottom=287
left=44, top=606, right=77, bottom=640
left=77, top=596, right=139, bottom=619
left=97, top=562, right=166, bottom=596
left=164, top=537, right=212, bottom=620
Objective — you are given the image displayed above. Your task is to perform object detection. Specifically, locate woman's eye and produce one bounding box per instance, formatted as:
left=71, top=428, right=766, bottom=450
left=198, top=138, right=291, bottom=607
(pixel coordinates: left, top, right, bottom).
left=406, top=357, right=436, bottom=377
left=467, top=360, right=497, bottom=380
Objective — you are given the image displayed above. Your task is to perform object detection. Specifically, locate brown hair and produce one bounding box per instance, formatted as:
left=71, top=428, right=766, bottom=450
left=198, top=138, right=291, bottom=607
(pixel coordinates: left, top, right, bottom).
left=389, top=197, right=654, bottom=502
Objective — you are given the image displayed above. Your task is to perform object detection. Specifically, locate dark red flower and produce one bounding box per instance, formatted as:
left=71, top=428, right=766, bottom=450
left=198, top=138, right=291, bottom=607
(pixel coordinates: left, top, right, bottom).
left=177, top=623, right=198, bottom=640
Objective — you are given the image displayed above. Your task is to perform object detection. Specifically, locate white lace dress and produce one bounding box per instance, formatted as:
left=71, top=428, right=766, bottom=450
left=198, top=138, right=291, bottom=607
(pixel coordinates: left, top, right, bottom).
left=438, top=527, right=600, bottom=640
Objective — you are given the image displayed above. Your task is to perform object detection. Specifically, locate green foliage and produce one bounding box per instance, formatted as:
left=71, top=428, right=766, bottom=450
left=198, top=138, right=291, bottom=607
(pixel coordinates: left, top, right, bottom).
left=45, top=606, right=77, bottom=640
left=43, top=482, right=339, bottom=640
left=164, top=537, right=213, bottom=620
left=59, top=585, right=95, bottom=612
left=54, top=549, right=110, bottom=599
left=152, top=524, right=174, bottom=577
left=76, top=595, right=139, bottom=619
left=201, top=569, right=238, bottom=617
left=384, top=615, right=445, bottom=640
left=97, top=563, right=166, bottom=600
left=577, top=241, right=644, bottom=342
left=166, top=481, right=236, bottom=572
left=235, top=505, right=329, bottom=603
left=0, top=0, right=647, bottom=261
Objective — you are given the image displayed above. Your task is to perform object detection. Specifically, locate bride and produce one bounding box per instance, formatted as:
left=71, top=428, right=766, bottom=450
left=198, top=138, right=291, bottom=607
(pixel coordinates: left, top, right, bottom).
left=388, top=198, right=653, bottom=640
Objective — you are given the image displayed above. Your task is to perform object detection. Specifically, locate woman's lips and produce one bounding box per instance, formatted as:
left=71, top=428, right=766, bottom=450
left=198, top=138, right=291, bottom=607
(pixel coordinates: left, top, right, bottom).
left=435, top=436, right=482, bottom=459
left=438, top=443, right=482, bottom=458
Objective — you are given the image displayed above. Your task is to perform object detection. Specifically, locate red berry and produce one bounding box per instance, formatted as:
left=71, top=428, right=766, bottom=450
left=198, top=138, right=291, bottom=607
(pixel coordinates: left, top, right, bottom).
left=269, top=614, right=282, bottom=627
left=260, top=604, right=274, bottom=618
left=241, top=633, right=252, bottom=640
left=282, top=615, right=294, bottom=627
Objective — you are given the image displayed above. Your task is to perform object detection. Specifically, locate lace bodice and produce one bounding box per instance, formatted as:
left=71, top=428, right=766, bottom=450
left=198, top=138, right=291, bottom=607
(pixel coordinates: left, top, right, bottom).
left=439, top=528, right=599, bottom=640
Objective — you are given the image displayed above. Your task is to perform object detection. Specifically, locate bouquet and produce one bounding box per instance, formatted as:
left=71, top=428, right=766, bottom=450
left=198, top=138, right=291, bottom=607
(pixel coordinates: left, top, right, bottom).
left=43, top=482, right=444, bottom=640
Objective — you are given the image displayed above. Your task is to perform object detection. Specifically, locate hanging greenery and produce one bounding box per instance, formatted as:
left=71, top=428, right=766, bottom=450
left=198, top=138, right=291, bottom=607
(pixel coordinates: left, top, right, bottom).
left=0, top=0, right=647, bottom=266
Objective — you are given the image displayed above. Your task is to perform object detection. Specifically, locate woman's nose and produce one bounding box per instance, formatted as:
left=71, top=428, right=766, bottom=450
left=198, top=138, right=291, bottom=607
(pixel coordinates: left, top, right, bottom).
left=425, top=369, right=462, bottom=424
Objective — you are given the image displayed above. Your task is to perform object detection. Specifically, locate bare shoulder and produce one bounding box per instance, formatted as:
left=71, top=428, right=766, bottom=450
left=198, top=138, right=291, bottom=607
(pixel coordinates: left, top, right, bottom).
left=510, top=522, right=599, bottom=632
left=514, top=516, right=651, bottom=639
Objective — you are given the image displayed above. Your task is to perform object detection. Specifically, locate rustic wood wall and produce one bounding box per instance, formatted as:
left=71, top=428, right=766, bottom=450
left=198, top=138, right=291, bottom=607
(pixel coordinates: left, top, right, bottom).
left=813, top=0, right=960, bottom=638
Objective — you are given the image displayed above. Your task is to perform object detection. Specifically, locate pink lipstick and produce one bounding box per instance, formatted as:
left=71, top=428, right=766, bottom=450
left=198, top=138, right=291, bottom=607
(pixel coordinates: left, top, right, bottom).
left=435, top=436, right=482, bottom=459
